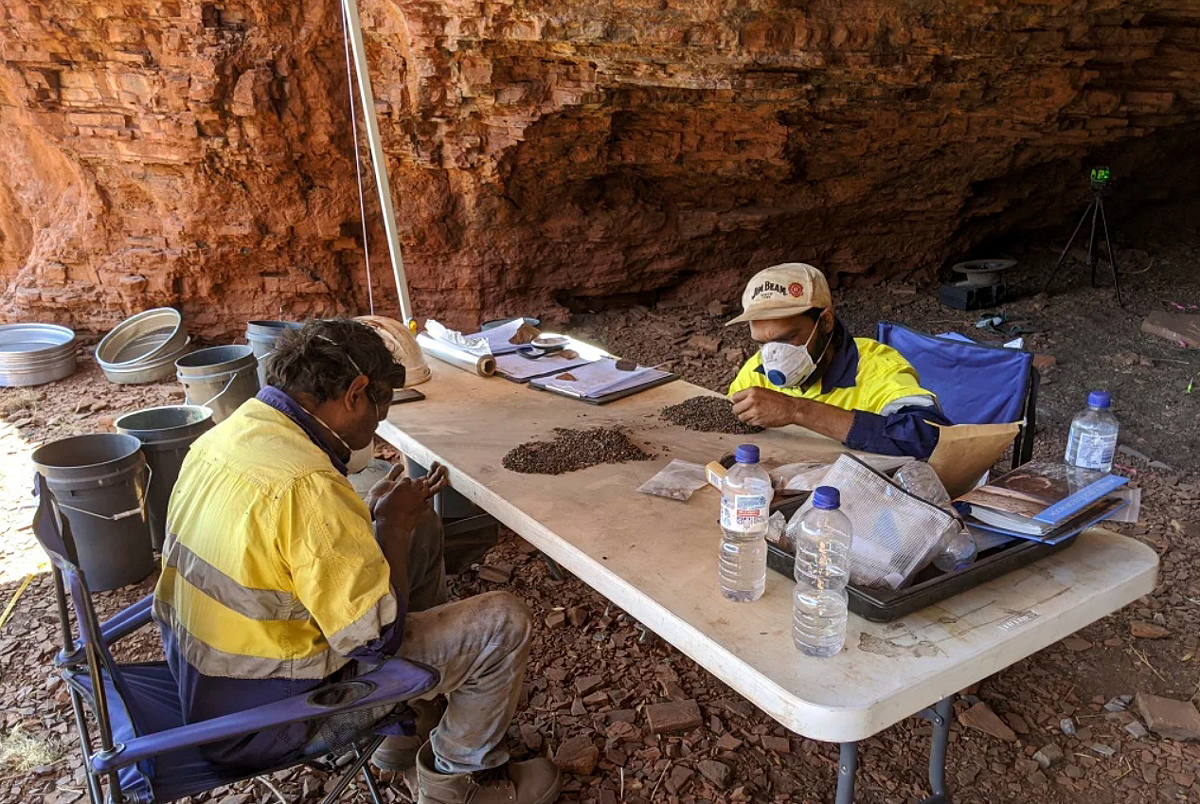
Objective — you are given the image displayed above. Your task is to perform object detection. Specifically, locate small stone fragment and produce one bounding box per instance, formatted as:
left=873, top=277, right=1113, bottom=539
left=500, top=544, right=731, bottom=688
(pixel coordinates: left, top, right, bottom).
left=1130, top=621, right=1170, bottom=639
left=959, top=701, right=1017, bottom=742
left=697, top=759, right=732, bottom=788
left=476, top=562, right=512, bottom=583
left=566, top=606, right=589, bottom=627
left=552, top=735, right=600, bottom=775
left=761, top=734, right=791, bottom=753
left=1062, top=636, right=1092, bottom=652
left=1033, top=743, right=1064, bottom=769
left=1060, top=718, right=1076, bottom=736
left=645, top=699, right=703, bottom=734
left=574, top=674, right=604, bottom=696
left=545, top=611, right=566, bottom=629
left=1104, top=697, right=1129, bottom=713
left=666, top=765, right=694, bottom=794
left=715, top=733, right=743, bottom=751
left=1091, top=743, right=1116, bottom=757
left=1124, top=720, right=1149, bottom=739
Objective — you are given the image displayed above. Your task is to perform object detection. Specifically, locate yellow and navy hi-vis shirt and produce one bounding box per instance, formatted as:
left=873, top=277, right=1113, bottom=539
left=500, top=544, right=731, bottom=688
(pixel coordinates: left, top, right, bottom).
left=728, top=319, right=952, bottom=458
left=152, top=396, right=402, bottom=765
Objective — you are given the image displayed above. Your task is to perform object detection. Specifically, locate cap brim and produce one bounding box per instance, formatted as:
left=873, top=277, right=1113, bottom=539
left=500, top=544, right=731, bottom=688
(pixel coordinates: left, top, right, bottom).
left=725, top=306, right=811, bottom=326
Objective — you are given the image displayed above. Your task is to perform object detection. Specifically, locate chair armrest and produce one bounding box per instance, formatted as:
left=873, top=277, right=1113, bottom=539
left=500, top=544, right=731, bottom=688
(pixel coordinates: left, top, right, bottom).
left=91, top=657, right=439, bottom=773
left=100, top=594, right=155, bottom=644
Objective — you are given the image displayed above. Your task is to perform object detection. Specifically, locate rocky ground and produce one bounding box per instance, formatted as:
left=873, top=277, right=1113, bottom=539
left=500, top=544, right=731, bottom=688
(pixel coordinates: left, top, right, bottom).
left=1, top=238, right=1198, bottom=804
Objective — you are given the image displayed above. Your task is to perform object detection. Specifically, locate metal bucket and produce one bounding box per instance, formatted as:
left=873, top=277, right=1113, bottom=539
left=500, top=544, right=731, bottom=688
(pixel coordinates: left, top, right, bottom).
left=0, top=323, right=78, bottom=387
left=176, top=345, right=260, bottom=424
left=115, top=405, right=214, bottom=550
left=32, top=433, right=155, bottom=591
left=245, top=320, right=303, bottom=386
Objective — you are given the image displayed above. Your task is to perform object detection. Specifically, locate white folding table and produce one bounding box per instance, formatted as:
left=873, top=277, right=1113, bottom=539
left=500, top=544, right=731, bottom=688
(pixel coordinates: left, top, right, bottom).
left=377, top=368, right=1158, bottom=802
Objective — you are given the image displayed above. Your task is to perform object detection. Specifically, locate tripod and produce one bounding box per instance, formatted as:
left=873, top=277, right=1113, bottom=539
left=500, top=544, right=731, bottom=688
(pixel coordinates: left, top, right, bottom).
left=1042, top=184, right=1123, bottom=306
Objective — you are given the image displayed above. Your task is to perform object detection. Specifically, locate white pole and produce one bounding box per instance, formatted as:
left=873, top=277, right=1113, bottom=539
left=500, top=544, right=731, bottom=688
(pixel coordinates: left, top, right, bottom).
left=340, top=0, right=414, bottom=325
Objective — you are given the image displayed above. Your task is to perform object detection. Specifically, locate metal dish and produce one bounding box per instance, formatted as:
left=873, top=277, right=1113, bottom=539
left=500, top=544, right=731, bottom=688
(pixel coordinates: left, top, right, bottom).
left=96, top=308, right=186, bottom=367
left=100, top=337, right=192, bottom=385
left=0, top=323, right=78, bottom=387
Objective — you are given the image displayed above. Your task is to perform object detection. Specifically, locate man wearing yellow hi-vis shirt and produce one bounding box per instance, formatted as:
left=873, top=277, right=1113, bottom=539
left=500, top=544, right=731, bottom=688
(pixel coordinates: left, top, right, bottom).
left=727, top=263, right=953, bottom=459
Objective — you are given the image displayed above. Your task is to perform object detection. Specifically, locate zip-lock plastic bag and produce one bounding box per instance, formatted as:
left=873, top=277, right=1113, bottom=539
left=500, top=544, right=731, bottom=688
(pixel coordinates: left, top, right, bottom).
left=636, top=459, right=710, bottom=501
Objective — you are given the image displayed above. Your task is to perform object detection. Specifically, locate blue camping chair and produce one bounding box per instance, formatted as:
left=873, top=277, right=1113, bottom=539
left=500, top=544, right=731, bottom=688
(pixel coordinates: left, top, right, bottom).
left=31, top=474, right=439, bottom=804
left=877, top=321, right=1039, bottom=469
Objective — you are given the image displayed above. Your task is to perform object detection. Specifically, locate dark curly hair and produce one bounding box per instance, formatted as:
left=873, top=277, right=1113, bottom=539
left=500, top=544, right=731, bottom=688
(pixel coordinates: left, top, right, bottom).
left=265, top=318, right=405, bottom=403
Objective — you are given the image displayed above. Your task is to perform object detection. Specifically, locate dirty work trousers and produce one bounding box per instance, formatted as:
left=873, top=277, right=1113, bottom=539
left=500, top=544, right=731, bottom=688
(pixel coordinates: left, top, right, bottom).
left=394, top=509, right=532, bottom=774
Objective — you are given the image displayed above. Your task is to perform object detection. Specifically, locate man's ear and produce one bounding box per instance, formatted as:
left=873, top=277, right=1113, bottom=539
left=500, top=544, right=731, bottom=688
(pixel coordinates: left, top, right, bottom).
left=819, top=308, right=835, bottom=333
left=343, top=374, right=371, bottom=410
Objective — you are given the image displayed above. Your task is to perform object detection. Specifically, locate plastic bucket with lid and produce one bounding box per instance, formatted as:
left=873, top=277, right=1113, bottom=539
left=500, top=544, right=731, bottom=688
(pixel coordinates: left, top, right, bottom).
left=32, top=433, right=155, bottom=591
left=245, top=320, right=304, bottom=386
left=115, top=405, right=214, bottom=549
left=176, top=345, right=260, bottom=424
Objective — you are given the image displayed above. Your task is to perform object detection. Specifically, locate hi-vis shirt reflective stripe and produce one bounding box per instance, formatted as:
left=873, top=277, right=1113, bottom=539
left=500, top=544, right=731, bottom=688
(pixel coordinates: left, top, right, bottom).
left=153, top=399, right=397, bottom=681
left=728, top=337, right=936, bottom=414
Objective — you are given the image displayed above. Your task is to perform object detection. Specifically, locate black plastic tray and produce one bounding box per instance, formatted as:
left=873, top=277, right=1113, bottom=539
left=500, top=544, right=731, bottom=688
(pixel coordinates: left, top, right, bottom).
left=768, top=495, right=1079, bottom=623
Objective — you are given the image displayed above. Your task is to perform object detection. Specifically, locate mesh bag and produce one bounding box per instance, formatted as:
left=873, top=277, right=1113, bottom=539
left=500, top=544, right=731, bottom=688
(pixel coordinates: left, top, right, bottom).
left=787, top=454, right=958, bottom=590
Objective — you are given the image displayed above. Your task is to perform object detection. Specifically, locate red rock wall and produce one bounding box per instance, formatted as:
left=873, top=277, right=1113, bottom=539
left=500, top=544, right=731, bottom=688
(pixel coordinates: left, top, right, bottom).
left=2, top=0, right=1199, bottom=337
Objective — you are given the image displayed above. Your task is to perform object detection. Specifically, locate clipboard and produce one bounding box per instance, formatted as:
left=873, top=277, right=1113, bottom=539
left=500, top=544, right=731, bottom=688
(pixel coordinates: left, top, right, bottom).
left=492, top=351, right=597, bottom=383
left=529, top=370, right=679, bottom=404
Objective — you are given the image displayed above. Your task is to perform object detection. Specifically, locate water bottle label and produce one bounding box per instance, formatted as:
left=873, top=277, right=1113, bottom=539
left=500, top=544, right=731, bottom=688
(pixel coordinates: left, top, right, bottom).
left=720, top=494, right=769, bottom=532
left=1074, top=432, right=1117, bottom=470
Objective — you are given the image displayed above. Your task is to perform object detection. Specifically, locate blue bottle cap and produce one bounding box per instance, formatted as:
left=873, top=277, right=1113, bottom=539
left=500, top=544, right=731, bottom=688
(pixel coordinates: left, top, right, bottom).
left=735, top=444, right=760, bottom=464
left=1088, top=390, right=1111, bottom=409
left=812, top=486, right=840, bottom=510
left=766, top=369, right=787, bottom=386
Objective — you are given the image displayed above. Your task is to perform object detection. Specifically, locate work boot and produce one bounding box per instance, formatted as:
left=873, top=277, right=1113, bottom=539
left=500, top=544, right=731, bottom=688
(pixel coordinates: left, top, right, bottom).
left=415, top=741, right=562, bottom=804
left=371, top=698, right=446, bottom=773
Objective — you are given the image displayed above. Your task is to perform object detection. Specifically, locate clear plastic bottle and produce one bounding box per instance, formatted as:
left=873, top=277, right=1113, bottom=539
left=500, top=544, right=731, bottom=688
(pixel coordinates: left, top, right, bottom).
left=718, top=444, right=773, bottom=602
left=1064, top=390, right=1119, bottom=472
left=790, top=486, right=853, bottom=657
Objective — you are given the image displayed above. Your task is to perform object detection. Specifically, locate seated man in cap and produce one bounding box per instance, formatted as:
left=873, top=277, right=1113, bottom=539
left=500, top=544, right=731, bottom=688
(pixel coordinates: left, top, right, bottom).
left=154, top=318, right=561, bottom=804
left=727, top=263, right=952, bottom=459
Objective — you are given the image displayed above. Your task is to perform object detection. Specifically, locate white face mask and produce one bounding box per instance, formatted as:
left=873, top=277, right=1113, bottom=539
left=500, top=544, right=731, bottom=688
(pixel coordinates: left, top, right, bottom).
left=760, top=325, right=829, bottom=388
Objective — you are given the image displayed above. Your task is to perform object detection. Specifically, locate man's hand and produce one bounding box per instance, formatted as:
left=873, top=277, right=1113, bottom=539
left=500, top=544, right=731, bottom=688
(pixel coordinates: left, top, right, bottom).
left=367, top=462, right=451, bottom=519
left=731, top=388, right=801, bottom=428
left=374, top=477, right=432, bottom=537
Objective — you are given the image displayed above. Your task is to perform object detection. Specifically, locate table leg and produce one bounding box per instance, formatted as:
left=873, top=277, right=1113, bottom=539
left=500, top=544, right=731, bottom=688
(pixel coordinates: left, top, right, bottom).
left=835, top=741, right=857, bottom=804
left=831, top=694, right=954, bottom=804
left=918, top=695, right=954, bottom=802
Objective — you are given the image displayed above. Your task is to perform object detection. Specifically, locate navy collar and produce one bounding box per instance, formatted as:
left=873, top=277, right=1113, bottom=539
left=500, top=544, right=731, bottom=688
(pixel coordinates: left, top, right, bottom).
left=256, top=386, right=349, bottom=475
left=755, top=317, right=859, bottom=394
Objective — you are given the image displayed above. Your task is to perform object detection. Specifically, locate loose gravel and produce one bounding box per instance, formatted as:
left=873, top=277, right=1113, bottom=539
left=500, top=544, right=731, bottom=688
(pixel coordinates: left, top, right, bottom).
left=502, top=427, right=655, bottom=474
left=660, top=396, right=763, bottom=434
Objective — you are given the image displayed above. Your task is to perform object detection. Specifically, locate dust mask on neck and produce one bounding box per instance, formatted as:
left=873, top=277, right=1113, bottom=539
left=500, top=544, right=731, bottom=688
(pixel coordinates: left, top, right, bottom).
left=308, top=409, right=351, bottom=456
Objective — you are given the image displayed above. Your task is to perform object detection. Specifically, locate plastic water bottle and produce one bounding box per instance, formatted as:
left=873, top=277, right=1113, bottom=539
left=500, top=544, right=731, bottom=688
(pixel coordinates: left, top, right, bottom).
left=1064, top=390, right=1119, bottom=472
left=932, top=529, right=978, bottom=573
left=718, top=444, right=773, bottom=602
left=791, top=486, right=853, bottom=657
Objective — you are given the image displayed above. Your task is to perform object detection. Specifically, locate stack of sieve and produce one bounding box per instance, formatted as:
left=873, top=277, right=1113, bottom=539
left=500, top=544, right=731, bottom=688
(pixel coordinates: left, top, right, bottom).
left=0, top=323, right=79, bottom=387
left=96, top=307, right=191, bottom=384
